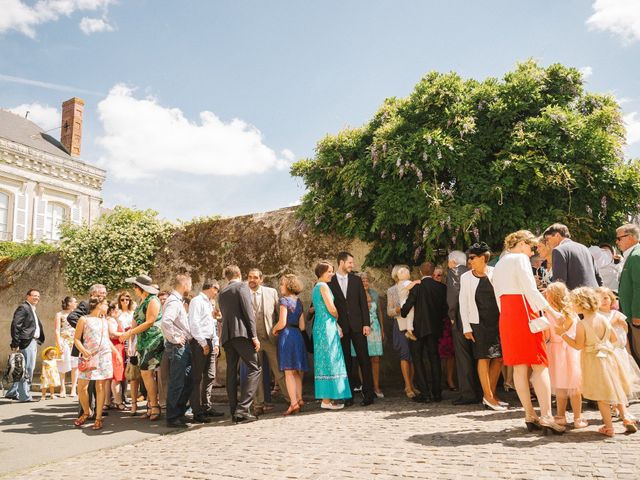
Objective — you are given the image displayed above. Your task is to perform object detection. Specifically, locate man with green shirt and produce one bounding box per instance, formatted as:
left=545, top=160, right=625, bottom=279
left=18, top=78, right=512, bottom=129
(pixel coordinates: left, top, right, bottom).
left=615, top=223, right=640, bottom=363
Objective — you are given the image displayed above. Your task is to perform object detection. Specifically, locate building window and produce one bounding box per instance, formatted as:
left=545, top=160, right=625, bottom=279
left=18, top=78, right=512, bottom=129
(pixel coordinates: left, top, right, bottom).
left=45, top=203, right=67, bottom=241
left=0, top=192, right=9, bottom=240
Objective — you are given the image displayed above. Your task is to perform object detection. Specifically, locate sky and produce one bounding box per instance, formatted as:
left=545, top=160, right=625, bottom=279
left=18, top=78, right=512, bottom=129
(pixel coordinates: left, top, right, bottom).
left=1, top=0, right=639, bottom=221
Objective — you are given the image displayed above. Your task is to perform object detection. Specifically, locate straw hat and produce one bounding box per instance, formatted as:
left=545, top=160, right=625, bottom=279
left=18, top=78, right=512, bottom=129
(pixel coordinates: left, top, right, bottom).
left=41, top=346, right=60, bottom=360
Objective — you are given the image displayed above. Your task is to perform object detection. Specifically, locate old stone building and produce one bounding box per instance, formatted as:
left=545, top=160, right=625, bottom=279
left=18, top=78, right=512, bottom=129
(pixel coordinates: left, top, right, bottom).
left=0, top=98, right=106, bottom=242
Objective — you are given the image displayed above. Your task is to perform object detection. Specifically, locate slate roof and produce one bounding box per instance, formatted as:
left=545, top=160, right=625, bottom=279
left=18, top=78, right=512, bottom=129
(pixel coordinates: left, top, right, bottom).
left=0, top=109, right=73, bottom=159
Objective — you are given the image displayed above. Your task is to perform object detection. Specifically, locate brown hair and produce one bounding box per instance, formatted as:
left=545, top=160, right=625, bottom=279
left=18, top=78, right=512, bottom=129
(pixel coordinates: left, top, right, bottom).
left=223, top=265, right=242, bottom=280
left=314, top=261, right=332, bottom=278
left=280, top=274, right=303, bottom=295
left=117, top=291, right=133, bottom=312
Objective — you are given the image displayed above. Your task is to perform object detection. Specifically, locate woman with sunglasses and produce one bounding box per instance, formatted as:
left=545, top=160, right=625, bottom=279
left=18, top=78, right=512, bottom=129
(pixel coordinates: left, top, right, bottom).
left=459, top=243, right=505, bottom=411
left=117, top=291, right=139, bottom=413
left=492, top=230, right=564, bottom=434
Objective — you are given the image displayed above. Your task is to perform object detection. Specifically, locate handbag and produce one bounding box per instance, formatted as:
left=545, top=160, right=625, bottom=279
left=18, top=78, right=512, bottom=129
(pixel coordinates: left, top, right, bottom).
left=77, top=316, right=105, bottom=372
left=125, top=360, right=141, bottom=381
left=522, top=295, right=550, bottom=334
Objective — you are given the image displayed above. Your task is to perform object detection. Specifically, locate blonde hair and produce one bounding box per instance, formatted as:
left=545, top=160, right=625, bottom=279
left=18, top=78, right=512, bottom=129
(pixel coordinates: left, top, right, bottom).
left=545, top=282, right=570, bottom=314
left=391, top=264, right=410, bottom=282
left=396, top=267, right=411, bottom=281
left=569, top=287, right=600, bottom=313
left=595, top=286, right=616, bottom=306
left=504, top=230, right=537, bottom=251
left=280, top=274, right=303, bottom=295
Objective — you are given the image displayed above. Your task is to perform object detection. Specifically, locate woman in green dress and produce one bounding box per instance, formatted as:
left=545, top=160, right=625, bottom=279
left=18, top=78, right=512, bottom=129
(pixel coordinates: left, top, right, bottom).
left=312, top=262, right=351, bottom=409
left=120, top=275, right=163, bottom=421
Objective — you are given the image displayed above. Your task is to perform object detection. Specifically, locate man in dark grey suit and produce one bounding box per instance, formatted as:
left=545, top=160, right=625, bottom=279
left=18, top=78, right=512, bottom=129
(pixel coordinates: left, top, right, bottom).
left=543, top=223, right=602, bottom=289
left=447, top=251, right=482, bottom=405
left=219, top=265, right=261, bottom=423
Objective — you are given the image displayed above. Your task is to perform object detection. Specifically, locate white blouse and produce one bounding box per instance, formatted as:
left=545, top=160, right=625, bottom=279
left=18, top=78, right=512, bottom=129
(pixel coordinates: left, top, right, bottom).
left=458, top=267, right=494, bottom=334
left=492, top=252, right=549, bottom=312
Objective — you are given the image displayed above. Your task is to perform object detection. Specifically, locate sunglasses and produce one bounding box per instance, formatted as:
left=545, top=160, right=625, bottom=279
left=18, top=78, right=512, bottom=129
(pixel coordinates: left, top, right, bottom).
left=616, top=234, right=629, bottom=241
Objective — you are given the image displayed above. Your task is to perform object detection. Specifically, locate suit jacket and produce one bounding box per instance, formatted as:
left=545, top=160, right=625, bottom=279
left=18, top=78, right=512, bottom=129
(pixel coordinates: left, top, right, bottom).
left=329, top=273, right=370, bottom=333
left=619, top=243, right=640, bottom=321
left=401, top=277, right=448, bottom=338
left=10, top=301, right=45, bottom=349
left=552, top=239, right=602, bottom=290
left=220, top=280, right=257, bottom=345
left=446, top=265, right=468, bottom=329
left=255, top=286, right=279, bottom=341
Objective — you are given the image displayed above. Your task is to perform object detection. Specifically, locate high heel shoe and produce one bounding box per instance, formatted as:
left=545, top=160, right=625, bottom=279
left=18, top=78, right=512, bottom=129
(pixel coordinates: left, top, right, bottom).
left=525, top=416, right=541, bottom=432
left=297, top=399, right=305, bottom=409
left=503, top=383, right=514, bottom=392
left=404, top=389, right=416, bottom=399
left=74, top=413, right=91, bottom=427
left=598, top=425, right=615, bottom=437
left=149, top=405, right=161, bottom=421
left=482, top=397, right=507, bottom=411
left=92, top=418, right=104, bottom=430
left=540, top=417, right=566, bottom=435
left=284, top=404, right=300, bottom=416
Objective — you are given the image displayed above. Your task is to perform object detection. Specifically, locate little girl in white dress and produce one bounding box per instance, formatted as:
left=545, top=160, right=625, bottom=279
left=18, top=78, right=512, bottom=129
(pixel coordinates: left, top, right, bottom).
left=396, top=267, right=417, bottom=341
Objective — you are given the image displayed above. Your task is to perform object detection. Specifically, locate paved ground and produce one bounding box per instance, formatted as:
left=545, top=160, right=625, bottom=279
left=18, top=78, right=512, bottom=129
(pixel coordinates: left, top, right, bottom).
left=1, top=389, right=639, bottom=479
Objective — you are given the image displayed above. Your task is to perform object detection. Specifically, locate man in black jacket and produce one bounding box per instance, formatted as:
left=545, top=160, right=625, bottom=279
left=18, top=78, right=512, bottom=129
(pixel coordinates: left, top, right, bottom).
left=219, top=265, right=261, bottom=423
left=329, top=251, right=375, bottom=406
left=401, top=262, right=448, bottom=402
left=6, top=289, right=44, bottom=402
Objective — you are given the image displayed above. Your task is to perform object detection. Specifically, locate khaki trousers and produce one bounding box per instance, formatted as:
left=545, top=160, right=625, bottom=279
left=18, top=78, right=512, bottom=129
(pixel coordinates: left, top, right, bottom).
left=255, top=337, right=289, bottom=406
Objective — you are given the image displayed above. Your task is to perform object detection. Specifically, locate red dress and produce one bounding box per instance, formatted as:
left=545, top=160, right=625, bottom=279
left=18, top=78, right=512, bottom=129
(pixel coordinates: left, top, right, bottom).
left=109, top=317, right=125, bottom=382
left=498, top=294, right=548, bottom=367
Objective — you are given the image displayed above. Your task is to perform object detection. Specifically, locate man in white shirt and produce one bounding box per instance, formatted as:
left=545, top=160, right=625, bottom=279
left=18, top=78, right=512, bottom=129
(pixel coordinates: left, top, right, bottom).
left=161, top=274, right=193, bottom=428
left=188, top=279, right=224, bottom=421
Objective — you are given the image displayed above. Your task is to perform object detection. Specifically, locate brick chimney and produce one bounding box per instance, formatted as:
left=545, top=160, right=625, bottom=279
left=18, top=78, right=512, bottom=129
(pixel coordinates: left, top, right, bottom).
left=60, top=97, right=85, bottom=156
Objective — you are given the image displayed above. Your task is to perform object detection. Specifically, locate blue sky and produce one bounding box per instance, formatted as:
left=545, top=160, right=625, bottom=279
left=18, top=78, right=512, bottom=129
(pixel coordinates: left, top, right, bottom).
left=1, top=0, right=639, bottom=220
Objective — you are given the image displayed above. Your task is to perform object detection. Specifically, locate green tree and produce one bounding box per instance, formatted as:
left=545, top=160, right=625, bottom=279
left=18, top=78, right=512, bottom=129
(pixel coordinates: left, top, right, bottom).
left=59, top=206, right=174, bottom=292
left=292, top=60, right=640, bottom=266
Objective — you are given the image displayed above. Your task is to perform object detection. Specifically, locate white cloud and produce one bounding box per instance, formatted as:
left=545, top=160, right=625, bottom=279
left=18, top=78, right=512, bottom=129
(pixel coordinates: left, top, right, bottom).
left=586, top=0, right=640, bottom=44
left=79, top=16, right=114, bottom=35
left=0, top=0, right=115, bottom=38
left=5, top=103, right=60, bottom=131
left=579, top=66, right=593, bottom=79
left=624, top=112, right=640, bottom=146
left=96, top=84, right=292, bottom=179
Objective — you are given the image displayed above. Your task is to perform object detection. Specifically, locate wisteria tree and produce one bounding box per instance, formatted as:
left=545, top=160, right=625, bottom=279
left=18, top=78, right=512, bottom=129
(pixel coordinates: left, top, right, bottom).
left=291, top=60, right=640, bottom=267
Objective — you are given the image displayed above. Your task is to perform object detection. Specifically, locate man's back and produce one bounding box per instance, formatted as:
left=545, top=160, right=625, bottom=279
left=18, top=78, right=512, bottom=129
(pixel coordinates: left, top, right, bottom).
left=403, top=278, right=447, bottom=337
left=219, top=281, right=255, bottom=345
left=552, top=239, right=600, bottom=289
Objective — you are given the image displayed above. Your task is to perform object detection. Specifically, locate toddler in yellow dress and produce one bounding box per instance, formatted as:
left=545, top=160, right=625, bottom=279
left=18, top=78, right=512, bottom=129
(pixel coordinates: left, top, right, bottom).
left=40, top=346, right=61, bottom=400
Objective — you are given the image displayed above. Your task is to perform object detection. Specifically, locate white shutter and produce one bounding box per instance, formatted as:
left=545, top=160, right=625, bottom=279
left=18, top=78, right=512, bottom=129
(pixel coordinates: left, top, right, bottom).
left=34, top=198, right=46, bottom=241
left=14, top=192, right=27, bottom=242
left=71, top=204, right=81, bottom=225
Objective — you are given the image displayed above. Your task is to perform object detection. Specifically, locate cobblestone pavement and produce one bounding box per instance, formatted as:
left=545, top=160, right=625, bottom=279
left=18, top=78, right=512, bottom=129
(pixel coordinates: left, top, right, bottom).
left=4, top=390, right=640, bottom=480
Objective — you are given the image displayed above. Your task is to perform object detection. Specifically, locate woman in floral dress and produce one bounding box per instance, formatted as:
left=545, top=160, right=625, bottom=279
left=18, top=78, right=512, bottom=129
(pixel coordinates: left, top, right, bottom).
left=55, top=296, right=79, bottom=397
left=74, top=298, right=122, bottom=430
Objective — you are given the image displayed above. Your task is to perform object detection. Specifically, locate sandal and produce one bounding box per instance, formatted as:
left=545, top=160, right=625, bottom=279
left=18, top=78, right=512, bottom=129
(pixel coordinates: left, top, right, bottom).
left=74, top=413, right=91, bottom=427
left=283, top=404, right=300, bottom=416
left=112, top=402, right=127, bottom=411
left=573, top=418, right=589, bottom=429
left=405, top=388, right=416, bottom=399
left=598, top=425, right=615, bottom=437
left=623, top=419, right=638, bottom=434
left=130, top=403, right=138, bottom=416
left=149, top=405, right=161, bottom=421
left=103, top=404, right=111, bottom=411
left=92, top=418, right=104, bottom=430
left=297, top=399, right=305, bottom=409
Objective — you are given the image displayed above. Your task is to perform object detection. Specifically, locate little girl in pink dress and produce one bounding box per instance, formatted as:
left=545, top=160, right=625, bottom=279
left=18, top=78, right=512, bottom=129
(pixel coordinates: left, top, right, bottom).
left=545, top=283, right=587, bottom=428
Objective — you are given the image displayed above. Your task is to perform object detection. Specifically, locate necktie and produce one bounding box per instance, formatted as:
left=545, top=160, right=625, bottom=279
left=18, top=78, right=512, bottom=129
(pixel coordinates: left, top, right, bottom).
left=252, top=292, right=258, bottom=314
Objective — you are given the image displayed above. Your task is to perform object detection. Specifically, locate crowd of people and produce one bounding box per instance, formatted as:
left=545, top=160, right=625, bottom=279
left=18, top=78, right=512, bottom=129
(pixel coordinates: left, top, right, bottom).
left=6, top=222, right=640, bottom=437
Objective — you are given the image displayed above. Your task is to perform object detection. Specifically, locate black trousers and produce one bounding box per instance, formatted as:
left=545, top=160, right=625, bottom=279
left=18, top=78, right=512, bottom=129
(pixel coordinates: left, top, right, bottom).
left=224, top=337, right=261, bottom=417
left=189, top=338, right=215, bottom=416
left=452, top=322, right=482, bottom=402
left=409, top=334, right=442, bottom=399
left=340, top=327, right=374, bottom=401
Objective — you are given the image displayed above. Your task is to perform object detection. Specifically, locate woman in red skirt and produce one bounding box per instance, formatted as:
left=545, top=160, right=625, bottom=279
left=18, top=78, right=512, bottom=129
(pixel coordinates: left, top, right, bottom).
left=492, top=230, right=564, bottom=434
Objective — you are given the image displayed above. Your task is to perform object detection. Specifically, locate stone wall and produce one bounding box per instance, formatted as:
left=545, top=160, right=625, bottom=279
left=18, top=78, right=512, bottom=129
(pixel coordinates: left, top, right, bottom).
left=0, top=207, right=404, bottom=387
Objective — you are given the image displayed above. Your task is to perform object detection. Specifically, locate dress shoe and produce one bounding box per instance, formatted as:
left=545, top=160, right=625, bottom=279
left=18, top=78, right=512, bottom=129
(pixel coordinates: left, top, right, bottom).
left=482, top=397, right=507, bottom=411
left=344, top=399, right=354, bottom=407
left=452, top=398, right=478, bottom=406
left=166, top=420, right=188, bottom=428
left=191, top=415, right=212, bottom=424
left=5, top=395, right=17, bottom=400
left=233, top=414, right=258, bottom=424
left=204, top=409, right=224, bottom=418
left=360, top=398, right=375, bottom=406
left=412, top=394, right=431, bottom=404
left=432, top=394, right=443, bottom=403
left=320, top=401, right=344, bottom=410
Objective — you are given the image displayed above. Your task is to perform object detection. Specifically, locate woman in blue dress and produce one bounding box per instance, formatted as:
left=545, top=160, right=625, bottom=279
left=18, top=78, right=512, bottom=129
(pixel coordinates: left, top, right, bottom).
left=273, top=274, right=309, bottom=416
left=311, top=261, right=351, bottom=410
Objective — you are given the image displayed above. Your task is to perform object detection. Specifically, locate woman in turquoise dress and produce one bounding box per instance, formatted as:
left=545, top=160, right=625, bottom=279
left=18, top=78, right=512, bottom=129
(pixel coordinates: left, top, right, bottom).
left=312, top=261, right=351, bottom=409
